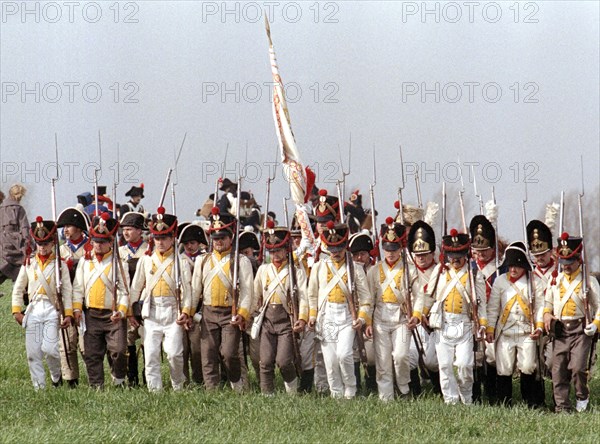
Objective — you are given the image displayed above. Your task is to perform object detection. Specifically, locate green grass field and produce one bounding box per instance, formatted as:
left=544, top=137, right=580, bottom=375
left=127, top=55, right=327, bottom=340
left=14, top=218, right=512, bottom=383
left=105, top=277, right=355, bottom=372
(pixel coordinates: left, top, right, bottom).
left=1, top=279, right=598, bottom=443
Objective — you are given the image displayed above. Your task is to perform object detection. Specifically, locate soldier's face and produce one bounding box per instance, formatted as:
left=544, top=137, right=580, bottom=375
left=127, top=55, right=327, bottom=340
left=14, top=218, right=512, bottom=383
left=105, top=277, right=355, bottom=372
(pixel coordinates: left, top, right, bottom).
left=331, top=249, right=346, bottom=262
left=155, top=236, right=174, bottom=253
left=291, top=237, right=301, bottom=249
left=414, top=253, right=434, bottom=269
left=131, top=196, right=142, bottom=204
left=562, top=260, right=581, bottom=275
left=270, top=248, right=287, bottom=264
left=383, top=249, right=401, bottom=264
left=472, top=248, right=494, bottom=263
left=533, top=251, right=553, bottom=268
left=122, top=226, right=142, bottom=243
left=92, top=240, right=111, bottom=255
left=508, top=266, right=525, bottom=280
left=449, top=256, right=467, bottom=270
left=63, top=225, right=82, bottom=240
left=240, top=247, right=255, bottom=258
left=37, top=242, right=54, bottom=256
left=183, top=240, right=200, bottom=255
left=212, top=236, right=232, bottom=252
left=352, top=251, right=370, bottom=266
left=316, top=222, right=326, bottom=235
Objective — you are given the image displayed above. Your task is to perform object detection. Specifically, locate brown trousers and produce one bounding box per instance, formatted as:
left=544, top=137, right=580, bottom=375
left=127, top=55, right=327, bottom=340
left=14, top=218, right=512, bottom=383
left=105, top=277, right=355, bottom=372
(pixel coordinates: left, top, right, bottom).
left=83, top=308, right=127, bottom=388
left=552, top=318, right=592, bottom=412
left=59, top=323, right=84, bottom=380
left=201, top=306, right=241, bottom=389
left=183, top=323, right=203, bottom=385
left=259, top=304, right=296, bottom=394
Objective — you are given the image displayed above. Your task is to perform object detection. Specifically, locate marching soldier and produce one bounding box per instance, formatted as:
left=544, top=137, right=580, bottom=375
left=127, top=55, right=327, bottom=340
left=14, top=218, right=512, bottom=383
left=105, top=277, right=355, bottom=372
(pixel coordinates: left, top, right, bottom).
left=348, top=231, right=377, bottom=394
left=543, top=233, right=600, bottom=413
left=252, top=221, right=308, bottom=394
left=365, top=218, right=420, bottom=401
left=11, top=217, right=73, bottom=389
left=56, top=206, right=90, bottom=387
left=129, top=207, right=193, bottom=391
left=120, top=184, right=145, bottom=216
left=470, top=215, right=501, bottom=403
left=307, top=221, right=372, bottom=399
left=178, top=222, right=207, bottom=386
left=486, top=242, right=545, bottom=407
left=425, top=229, right=487, bottom=405
left=73, top=213, right=129, bottom=389
left=191, top=207, right=254, bottom=392
left=118, top=211, right=148, bottom=386
left=407, top=220, right=440, bottom=395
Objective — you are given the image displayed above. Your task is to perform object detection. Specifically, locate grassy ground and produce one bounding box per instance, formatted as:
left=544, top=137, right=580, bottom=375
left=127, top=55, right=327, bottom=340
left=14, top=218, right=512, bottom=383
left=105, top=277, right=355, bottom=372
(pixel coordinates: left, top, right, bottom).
left=1, top=280, right=598, bottom=443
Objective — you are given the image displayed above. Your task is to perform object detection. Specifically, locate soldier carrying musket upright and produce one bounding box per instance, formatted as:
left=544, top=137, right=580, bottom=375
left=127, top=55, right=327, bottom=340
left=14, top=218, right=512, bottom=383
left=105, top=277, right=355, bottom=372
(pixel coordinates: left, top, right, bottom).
left=12, top=217, right=73, bottom=389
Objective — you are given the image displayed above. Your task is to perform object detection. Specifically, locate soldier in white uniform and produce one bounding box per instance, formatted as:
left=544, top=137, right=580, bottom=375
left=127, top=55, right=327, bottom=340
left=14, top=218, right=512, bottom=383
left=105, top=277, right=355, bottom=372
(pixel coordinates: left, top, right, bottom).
left=486, top=242, right=545, bottom=407
left=72, top=213, right=129, bottom=389
left=425, top=229, right=487, bottom=405
left=12, top=217, right=73, bottom=389
left=56, top=207, right=90, bottom=387
left=307, top=221, right=372, bottom=399
left=543, top=233, right=600, bottom=413
left=120, top=184, right=145, bottom=216
left=191, top=207, right=254, bottom=392
left=129, top=207, right=193, bottom=392
left=118, top=211, right=148, bottom=387
left=252, top=221, right=308, bottom=395
left=408, top=220, right=440, bottom=395
left=365, top=218, right=420, bottom=401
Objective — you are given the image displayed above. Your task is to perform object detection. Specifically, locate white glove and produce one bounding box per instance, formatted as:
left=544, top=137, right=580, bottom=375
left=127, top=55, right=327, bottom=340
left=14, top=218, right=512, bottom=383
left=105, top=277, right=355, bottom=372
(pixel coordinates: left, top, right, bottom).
left=584, top=323, right=598, bottom=337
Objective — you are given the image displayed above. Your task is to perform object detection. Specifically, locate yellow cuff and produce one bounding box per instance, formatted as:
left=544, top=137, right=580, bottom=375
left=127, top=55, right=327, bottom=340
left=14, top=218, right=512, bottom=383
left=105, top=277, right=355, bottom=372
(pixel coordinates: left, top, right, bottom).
left=73, top=302, right=83, bottom=311
left=309, top=308, right=317, bottom=318
left=479, top=318, right=487, bottom=327
left=12, top=306, right=22, bottom=314
left=64, top=309, right=74, bottom=317
left=486, top=326, right=495, bottom=334
left=117, top=304, right=128, bottom=315
left=358, top=310, right=371, bottom=326
left=413, top=311, right=422, bottom=321
left=238, top=307, right=250, bottom=321
left=535, top=322, right=544, bottom=329
left=182, top=307, right=192, bottom=316
left=422, top=307, right=430, bottom=316
left=299, top=313, right=308, bottom=322
left=543, top=308, right=552, bottom=314
left=593, top=319, right=600, bottom=329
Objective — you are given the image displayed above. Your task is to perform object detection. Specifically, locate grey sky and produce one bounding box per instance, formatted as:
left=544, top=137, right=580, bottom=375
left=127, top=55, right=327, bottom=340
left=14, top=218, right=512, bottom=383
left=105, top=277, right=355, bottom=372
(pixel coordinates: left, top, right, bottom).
left=1, top=1, right=598, bottom=266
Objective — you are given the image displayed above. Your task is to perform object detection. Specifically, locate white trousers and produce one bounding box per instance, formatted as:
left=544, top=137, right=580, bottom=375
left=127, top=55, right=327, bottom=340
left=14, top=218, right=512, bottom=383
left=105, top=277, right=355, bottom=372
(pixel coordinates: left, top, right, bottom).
left=409, top=324, right=438, bottom=372
left=434, top=313, right=475, bottom=405
left=373, top=303, right=411, bottom=400
left=23, top=299, right=62, bottom=389
left=495, top=324, right=537, bottom=376
left=319, top=302, right=356, bottom=398
left=143, top=297, right=185, bottom=391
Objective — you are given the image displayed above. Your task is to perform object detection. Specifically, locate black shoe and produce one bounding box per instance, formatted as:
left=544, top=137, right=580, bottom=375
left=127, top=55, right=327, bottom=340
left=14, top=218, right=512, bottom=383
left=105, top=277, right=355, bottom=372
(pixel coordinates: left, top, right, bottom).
left=354, top=362, right=362, bottom=391
left=365, top=365, right=377, bottom=394
left=67, top=378, right=79, bottom=388
left=52, top=377, right=63, bottom=388
left=409, top=369, right=422, bottom=397
left=497, top=375, right=513, bottom=407
left=299, top=369, right=314, bottom=394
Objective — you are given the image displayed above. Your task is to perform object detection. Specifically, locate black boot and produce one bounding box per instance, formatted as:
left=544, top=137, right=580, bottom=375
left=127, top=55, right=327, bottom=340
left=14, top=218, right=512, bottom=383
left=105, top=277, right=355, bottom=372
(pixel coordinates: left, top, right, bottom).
left=354, top=361, right=362, bottom=392
left=299, top=369, right=314, bottom=394
left=497, top=375, right=513, bottom=407
left=429, top=370, right=442, bottom=395
left=408, top=368, right=422, bottom=397
left=365, top=365, right=377, bottom=394
left=127, top=345, right=139, bottom=387
left=67, top=378, right=79, bottom=389
left=472, top=366, right=483, bottom=404
left=521, top=373, right=545, bottom=408
left=484, top=365, right=498, bottom=405
left=52, top=377, right=63, bottom=388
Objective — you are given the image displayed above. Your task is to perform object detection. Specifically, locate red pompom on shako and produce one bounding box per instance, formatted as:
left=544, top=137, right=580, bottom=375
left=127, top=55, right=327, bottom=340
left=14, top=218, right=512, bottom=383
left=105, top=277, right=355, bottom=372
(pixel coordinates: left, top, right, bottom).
left=36, top=216, right=43, bottom=223
left=561, top=232, right=569, bottom=241
left=450, top=228, right=458, bottom=237
left=394, top=200, right=400, bottom=209
left=266, top=219, right=275, bottom=229
left=385, top=217, right=394, bottom=225
left=319, top=189, right=328, bottom=197
left=211, top=207, right=220, bottom=215
left=326, top=220, right=335, bottom=230
left=157, top=206, right=166, bottom=215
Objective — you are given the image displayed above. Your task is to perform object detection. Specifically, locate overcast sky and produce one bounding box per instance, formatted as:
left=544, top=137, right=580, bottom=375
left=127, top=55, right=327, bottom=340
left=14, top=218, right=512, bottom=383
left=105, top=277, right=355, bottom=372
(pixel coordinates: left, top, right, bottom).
left=1, top=1, right=598, bottom=264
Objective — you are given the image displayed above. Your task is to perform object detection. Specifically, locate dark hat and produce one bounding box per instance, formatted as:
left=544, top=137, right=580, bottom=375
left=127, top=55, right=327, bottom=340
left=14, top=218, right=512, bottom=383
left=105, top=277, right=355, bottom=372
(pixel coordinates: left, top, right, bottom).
left=315, top=189, right=339, bottom=223
left=348, top=231, right=373, bottom=254
left=556, top=232, right=583, bottom=265
left=178, top=222, right=208, bottom=245
left=57, top=207, right=89, bottom=231
left=125, top=184, right=144, bottom=198
left=77, top=192, right=92, bottom=207
left=219, top=178, right=237, bottom=192
left=120, top=212, right=146, bottom=230
left=149, top=207, right=177, bottom=238
left=239, top=227, right=260, bottom=251
left=501, top=241, right=532, bottom=271
left=89, top=212, right=119, bottom=242
left=30, top=216, right=57, bottom=243
left=380, top=217, right=407, bottom=251
left=348, top=189, right=362, bottom=206
left=526, top=220, right=552, bottom=255
left=469, top=215, right=495, bottom=250
left=408, top=220, right=436, bottom=255
left=442, top=229, right=471, bottom=258
left=321, top=221, right=349, bottom=253
left=262, top=221, right=290, bottom=251
left=96, top=185, right=107, bottom=196
left=208, top=207, right=235, bottom=238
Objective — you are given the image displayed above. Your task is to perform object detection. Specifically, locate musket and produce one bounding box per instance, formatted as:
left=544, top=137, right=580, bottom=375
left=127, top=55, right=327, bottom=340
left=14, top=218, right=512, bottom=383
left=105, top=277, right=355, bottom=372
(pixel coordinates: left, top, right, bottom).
left=287, top=234, right=303, bottom=377
left=231, top=145, right=248, bottom=323
left=210, top=144, right=228, bottom=253
left=491, top=186, right=500, bottom=278
left=415, top=165, right=423, bottom=210
left=441, top=182, right=447, bottom=237
left=458, top=158, right=467, bottom=233
left=111, top=144, right=120, bottom=314
left=558, top=190, right=565, bottom=238
left=94, top=131, right=102, bottom=215
left=258, top=145, right=278, bottom=264
left=52, top=134, right=72, bottom=370
left=472, top=164, right=484, bottom=215
left=521, top=182, right=543, bottom=381
left=397, top=145, right=406, bottom=226
left=369, top=149, right=380, bottom=261
left=335, top=155, right=369, bottom=375
left=282, top=191, right=290, bottom=229
left=171, top=134, right=186, bottom=316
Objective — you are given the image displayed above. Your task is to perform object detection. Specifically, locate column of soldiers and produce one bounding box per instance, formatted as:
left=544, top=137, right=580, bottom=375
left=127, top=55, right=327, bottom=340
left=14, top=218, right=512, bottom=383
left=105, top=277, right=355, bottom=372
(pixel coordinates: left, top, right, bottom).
left=10, top=181, right=599, bottom=414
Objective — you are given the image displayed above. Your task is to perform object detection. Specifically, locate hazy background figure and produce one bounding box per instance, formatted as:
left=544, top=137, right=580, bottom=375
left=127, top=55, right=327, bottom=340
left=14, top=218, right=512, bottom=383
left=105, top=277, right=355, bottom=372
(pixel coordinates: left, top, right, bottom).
left=0, top=184, right=30, bottom=284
